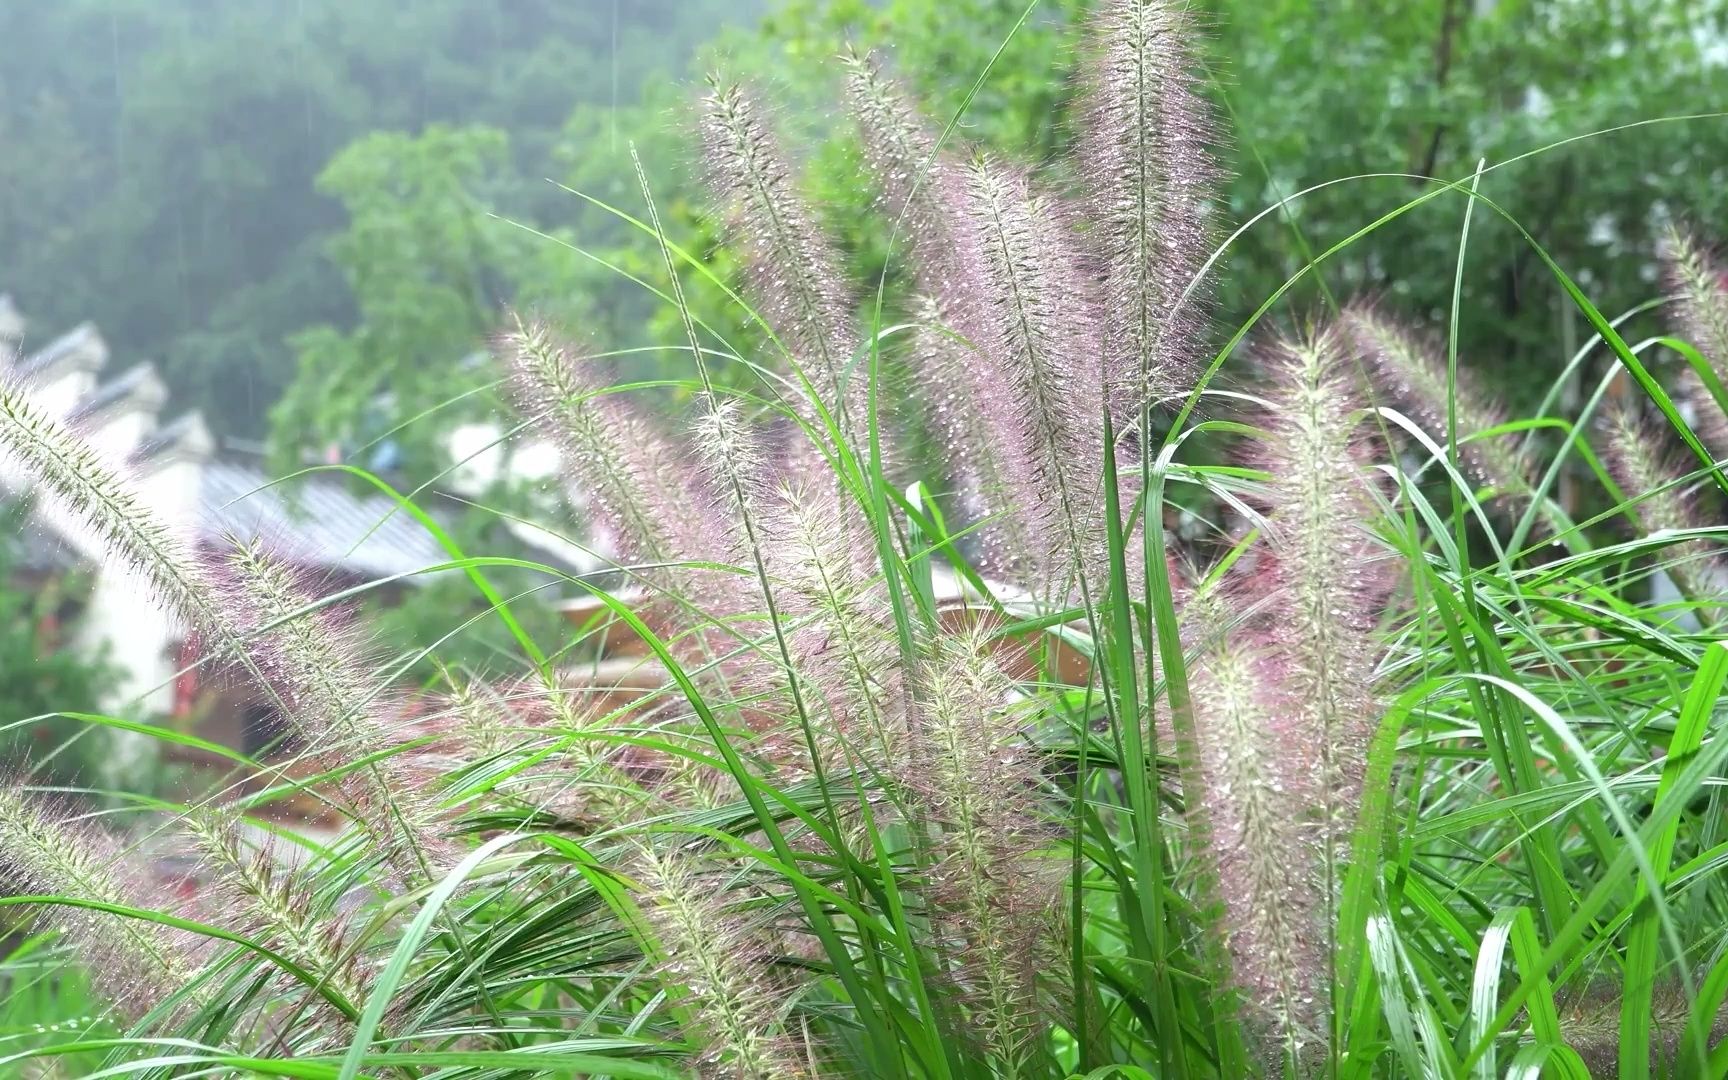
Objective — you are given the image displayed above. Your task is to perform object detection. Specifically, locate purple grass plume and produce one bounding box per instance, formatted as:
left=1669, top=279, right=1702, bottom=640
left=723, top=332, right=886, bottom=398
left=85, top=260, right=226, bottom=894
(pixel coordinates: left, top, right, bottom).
left=0, top=378, right=228, bottom=640
left=1600, top=394, right=1728, bottom=619
left=689, top=391, right=919, bottom=778
left=218, top=537, right=451, bottom=883
left=1078, top=0, right=1223, bottom=422
left=1255, top=329, right=1390, bottom=835
left=907, top=628, right=1062, bottom=1068
left=700, top=76, right=872, bottom=456
left=758, top=475, right=907, bottom=769
left=1341, top=303, right=1536, bottom=503
left=840, top=46, right=946, bottom=243
left=500, top=315, right=723, bottom=575
left=1186, top=628, right=1327, bottom=1065
left=842, top=51, right=1049, bottom=581
left=962, top=157, right=1110, bottom=597
left=0, top=376, right=449, bottom=881
left=630, top=844, right=806, bottom=1079
left=1185, top=328, right=1390, bottom=1064
left=180, top=807, right=368, bottom=1025
left=903, top=295, right=1046, bottom=580
left=1661, top=226, right=1728, bottom=459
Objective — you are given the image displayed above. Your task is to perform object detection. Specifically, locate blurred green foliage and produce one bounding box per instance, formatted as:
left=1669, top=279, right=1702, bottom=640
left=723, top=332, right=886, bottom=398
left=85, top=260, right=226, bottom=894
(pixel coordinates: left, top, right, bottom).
left=0, top=0, right=752, bottom=444
left=290, top=0, right=1728, bottom=477
left=272, top=125, right=516, bottom=473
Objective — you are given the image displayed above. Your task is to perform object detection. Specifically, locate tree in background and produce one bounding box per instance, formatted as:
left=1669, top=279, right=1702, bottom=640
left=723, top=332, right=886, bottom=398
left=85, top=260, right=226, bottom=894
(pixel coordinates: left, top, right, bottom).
left=271, top=125, right=517, bottom=475
left=0, top=0, right=755, bottom=441
left=301, top=0, right=1728, bottom=481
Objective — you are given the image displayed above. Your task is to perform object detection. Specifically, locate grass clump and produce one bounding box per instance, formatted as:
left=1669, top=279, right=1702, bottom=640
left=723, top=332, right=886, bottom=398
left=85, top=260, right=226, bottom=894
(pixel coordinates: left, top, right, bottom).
left=5, top=3, right=1728, bottom=1077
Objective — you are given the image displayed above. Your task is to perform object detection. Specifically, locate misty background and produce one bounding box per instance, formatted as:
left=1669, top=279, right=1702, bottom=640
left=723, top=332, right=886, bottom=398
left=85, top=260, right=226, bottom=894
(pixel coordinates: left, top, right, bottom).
left=0, top=0, right=759, bottom=458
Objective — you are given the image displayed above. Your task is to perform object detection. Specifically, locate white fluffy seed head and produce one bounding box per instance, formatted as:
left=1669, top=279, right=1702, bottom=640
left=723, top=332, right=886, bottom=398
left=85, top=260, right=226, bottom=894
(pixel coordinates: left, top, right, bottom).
left=0, top=785, right=204, bottom=1022
left=1341, top=303, right=1534, bottom=499
left=0, top=379, right=220, bottom=636
left=631, top=845, right=803, bottom=1079
left=1079, top=0, right=1223, bottom=421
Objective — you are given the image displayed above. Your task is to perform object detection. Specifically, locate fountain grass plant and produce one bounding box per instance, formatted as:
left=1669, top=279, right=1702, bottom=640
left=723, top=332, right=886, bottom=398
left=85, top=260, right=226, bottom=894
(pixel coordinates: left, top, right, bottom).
left=5, top=1, right=1728, bottom=1076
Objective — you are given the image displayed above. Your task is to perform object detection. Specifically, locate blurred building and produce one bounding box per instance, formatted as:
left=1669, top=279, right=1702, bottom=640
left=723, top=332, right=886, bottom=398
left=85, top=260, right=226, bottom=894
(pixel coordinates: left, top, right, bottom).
left=0, top=294, right=595, bottom=783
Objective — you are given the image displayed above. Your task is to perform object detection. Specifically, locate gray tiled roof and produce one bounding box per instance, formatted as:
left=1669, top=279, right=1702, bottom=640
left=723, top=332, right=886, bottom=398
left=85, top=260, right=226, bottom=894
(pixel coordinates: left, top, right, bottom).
left=68, top=362, right=160, bottom=421
left=16, top=323, right=105, bottom=378
left=198, top=460, right=452, bottom=582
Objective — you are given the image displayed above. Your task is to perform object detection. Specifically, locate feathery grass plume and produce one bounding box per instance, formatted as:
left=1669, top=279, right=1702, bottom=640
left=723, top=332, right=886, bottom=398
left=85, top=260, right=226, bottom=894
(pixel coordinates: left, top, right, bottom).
left=963, top=157, right=1109, bottom=595
left=839, top=45, right=941, bottom=237
left=630, top=844, right=804, bottom=1079
left=1660, top=225, right=1728, bottom=458
left=1185, top=630, right=1326, bottom=1066
left=1191, top=327, right=1391, bottom=1064
left=428, top=671, right=616, bottom=811
left=0, top=379, right=226, bottom=638
left=842, top=51, right=1050, bottom=578
left=686, top=392, right=795, bottom=621
left=684, top=395, right=816, bottom=733
left=219, top=537, right=448, bottom=882
left=180, top=808, right=367, bottom=1021
left=434, top=665, right=526, bottom=767
left=1078, top=0, right=1222, bottom=420
left=421, top=669, right=659, bottom=829
left=758, top=474, right=906, bottom=769
left=1340, top=303, right=1536, bottom=501
left=538, top=677, right=671, bottom=827
left=1256, top=329, right=1389, bottom=838
left=906, top=296, right=1047, bottom=580
left=500, top=316, right=722, bottom=575
left=503, top=316, right=772, bottom=671
left=1599, top=395, right=1727, bottom=617
left=680, top=392, right=870, bottom=777
left=1664, top=225, right=1728, bottom=369
left=840, top=47, right=991, bottom=329
left=700, top=76, right=870, bottom=452
left=691, top=395, right=766, bottom=528
left=0, top=785, right=202, bottom=1021
left=909, top=627, right=1060, bottom=1069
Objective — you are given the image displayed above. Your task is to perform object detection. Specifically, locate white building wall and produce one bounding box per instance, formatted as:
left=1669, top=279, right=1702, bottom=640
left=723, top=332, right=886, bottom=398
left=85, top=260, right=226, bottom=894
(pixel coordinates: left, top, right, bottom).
left=77, top=566, right=180, bottom=717
left=31, top=369, right=100, bottom=419
left=85, top=404, right=160, bottom=462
